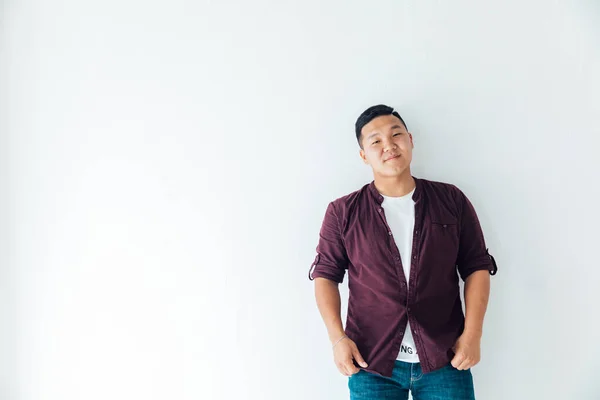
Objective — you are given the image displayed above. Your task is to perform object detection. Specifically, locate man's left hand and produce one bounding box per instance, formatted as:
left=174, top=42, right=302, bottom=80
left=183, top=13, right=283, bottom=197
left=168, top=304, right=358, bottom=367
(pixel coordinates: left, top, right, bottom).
left=450, top=331, right=481, bottom=370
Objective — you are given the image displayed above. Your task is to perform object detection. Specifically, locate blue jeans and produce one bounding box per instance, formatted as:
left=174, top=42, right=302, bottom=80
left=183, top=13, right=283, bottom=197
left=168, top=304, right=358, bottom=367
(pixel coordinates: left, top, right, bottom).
left=348, top=361, right=475, bottom=400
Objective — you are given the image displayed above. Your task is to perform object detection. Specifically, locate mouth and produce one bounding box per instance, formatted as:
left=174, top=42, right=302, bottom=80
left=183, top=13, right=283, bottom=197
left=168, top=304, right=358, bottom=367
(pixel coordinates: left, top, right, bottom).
left=385, top=155, right=400, bottom=162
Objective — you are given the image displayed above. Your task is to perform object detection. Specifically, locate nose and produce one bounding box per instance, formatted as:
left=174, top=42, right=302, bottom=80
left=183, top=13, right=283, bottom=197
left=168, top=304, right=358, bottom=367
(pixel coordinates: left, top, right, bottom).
left=383, top=141, right=397, bottom=152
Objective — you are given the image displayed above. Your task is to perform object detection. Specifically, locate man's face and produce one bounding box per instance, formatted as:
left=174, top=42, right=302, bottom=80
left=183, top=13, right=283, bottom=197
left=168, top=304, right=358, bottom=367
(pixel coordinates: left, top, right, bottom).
left=359, top=114, right=414, bottom=177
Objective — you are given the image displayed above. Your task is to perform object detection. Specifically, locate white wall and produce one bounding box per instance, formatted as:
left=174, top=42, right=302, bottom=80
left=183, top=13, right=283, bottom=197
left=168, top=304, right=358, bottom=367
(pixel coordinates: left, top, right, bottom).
left=2, top=1, right=599, bottom=399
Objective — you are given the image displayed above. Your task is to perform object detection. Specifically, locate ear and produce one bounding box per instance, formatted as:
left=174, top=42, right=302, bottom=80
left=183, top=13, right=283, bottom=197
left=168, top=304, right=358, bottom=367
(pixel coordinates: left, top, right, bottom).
left=409, top=132, right=414, bottom=148
left=359, top=149, right=369, bottom=165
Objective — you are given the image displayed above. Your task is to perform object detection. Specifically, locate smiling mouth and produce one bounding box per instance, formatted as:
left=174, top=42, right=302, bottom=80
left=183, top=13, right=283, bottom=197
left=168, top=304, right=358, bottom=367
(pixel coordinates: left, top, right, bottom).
left=385, top=155, right=400, bottom=161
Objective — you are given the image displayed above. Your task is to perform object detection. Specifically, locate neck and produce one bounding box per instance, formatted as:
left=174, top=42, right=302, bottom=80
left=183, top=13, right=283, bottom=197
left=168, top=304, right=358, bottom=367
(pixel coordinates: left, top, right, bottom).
left=373, top=170, right=416, bottom=197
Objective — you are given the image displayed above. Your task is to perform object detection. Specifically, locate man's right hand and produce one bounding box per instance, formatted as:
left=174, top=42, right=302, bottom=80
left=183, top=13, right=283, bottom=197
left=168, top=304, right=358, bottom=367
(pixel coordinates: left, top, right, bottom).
left=332, top=336, right=368, bottom=376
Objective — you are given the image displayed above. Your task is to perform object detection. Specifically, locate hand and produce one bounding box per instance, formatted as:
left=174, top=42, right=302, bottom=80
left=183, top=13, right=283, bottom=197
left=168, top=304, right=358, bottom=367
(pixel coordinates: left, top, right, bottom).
left=332, top=336, right=368, bottom=376
left=450, top=331, right=481, bottom=370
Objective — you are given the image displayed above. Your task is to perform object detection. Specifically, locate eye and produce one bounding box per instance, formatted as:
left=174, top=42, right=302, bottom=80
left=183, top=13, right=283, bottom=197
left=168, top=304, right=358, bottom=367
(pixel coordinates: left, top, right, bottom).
left=393, top=133, right=402, bottom=136
left=372, top=140, right=380, bottom=145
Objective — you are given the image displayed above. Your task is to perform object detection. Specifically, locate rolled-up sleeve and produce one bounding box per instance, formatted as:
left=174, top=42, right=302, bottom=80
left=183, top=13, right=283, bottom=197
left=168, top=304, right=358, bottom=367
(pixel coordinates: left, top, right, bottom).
left=308, top=201, right=349, bottom=284
left=455, top=190, right=498, bottom=282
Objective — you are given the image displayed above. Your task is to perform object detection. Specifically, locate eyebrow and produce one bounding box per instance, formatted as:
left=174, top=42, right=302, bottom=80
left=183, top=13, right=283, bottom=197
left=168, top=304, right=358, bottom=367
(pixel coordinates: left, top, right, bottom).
left=366, top=125, right=404, bottom=140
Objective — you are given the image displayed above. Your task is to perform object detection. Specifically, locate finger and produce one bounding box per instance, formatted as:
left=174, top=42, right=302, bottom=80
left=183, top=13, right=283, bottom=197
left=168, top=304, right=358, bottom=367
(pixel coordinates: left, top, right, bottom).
left=353, top=349, right=369, bottom=368
left=451, top=353, right=465, bottom=369
left=337, top=362, right=350, bottom=376
left=345, top=362, right=360, bottom=375
left=457, top=358, right=471, bottom=370
left=342, top=358, right=355, bottom=376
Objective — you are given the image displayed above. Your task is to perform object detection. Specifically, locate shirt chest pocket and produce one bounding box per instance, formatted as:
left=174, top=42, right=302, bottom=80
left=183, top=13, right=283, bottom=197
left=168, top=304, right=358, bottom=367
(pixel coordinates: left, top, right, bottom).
left=430, top=217, right=460, bottom=252
left=431, top=220, right=458, bottom=234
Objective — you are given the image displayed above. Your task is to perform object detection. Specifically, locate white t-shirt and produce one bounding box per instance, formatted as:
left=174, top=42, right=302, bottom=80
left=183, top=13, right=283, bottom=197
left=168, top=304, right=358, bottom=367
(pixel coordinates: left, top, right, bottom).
left=381, top=187, right=420, bottom=363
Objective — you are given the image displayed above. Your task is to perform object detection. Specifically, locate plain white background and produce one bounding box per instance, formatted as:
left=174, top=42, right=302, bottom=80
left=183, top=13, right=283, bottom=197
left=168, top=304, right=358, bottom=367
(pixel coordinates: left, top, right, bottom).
left=2, top=1, right=600, bottom=399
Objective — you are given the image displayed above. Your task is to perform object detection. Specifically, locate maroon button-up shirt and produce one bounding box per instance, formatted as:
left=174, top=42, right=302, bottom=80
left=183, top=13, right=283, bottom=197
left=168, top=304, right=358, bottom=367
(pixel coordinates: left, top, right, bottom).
left=309, top=176, right=497, bottom=377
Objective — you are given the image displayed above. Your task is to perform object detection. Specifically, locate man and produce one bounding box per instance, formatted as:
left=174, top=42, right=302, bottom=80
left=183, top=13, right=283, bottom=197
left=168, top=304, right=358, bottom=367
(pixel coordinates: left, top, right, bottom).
left=308, top=104, right=497, bottom=400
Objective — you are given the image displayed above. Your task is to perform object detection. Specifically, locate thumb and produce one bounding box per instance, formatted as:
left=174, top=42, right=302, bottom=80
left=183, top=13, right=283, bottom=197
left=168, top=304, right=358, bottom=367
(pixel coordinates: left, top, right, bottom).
left=353, top=348, right=368, bottom=368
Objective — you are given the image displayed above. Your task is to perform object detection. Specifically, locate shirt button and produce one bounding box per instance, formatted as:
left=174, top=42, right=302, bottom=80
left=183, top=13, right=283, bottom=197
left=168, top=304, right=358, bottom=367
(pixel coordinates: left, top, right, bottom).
left=388, top=231, right=392, bottom=235
left=415, top=230, right=419, bottom=235
left=413, top=255, right=417, bottom=259
left=395, top=256, right=400, bottom=261
left=443, top=224, right=447, bottom=228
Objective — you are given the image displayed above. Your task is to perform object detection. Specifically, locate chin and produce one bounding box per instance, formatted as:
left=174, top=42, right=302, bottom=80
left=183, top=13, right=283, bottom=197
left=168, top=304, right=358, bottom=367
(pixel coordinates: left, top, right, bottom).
left=379, top=168, right=407, bottom=177
left=388, top=163, right=407, bottom=172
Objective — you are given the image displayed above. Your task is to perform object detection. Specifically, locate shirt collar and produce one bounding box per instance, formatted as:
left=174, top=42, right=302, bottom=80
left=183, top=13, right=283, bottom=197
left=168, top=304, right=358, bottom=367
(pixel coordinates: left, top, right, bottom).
left=368, top=175, right=422, bottom=205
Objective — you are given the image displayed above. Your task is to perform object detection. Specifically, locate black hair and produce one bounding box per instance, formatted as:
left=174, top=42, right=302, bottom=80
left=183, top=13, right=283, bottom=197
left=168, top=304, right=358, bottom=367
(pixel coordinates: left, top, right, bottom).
left=355, top=104, right=408, bottom=148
